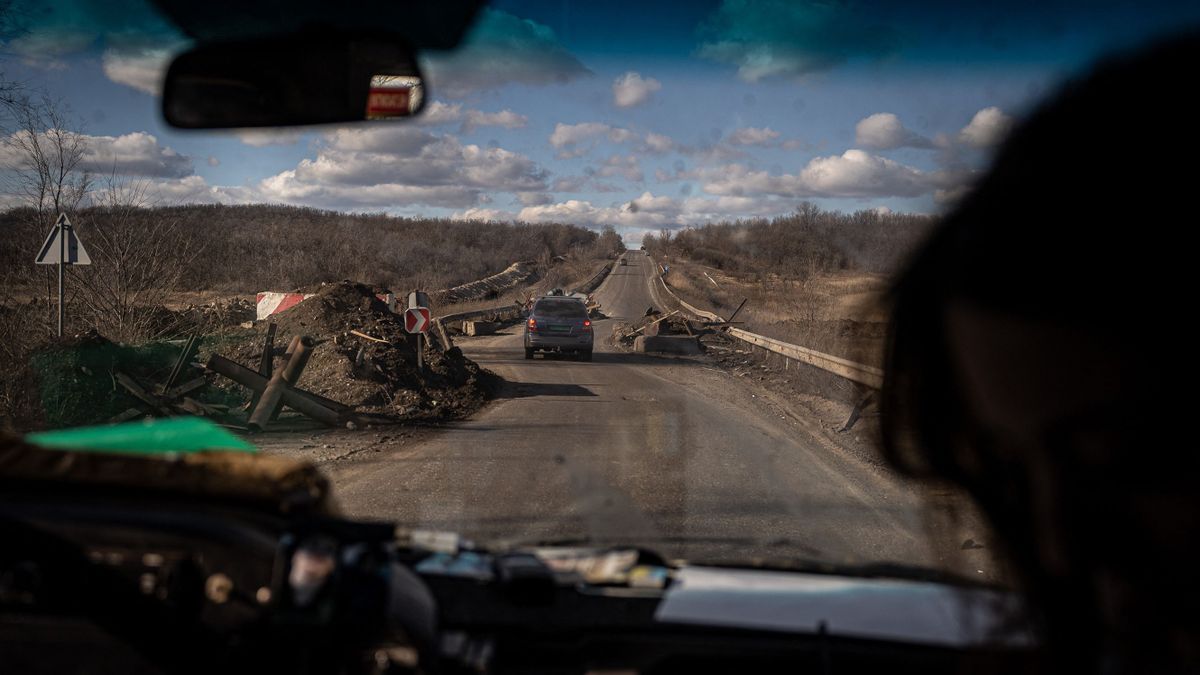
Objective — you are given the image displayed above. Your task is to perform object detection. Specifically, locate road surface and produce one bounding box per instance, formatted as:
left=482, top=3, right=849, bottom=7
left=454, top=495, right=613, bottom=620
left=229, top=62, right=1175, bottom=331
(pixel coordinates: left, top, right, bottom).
left=308, top=254, right=992, bottom=573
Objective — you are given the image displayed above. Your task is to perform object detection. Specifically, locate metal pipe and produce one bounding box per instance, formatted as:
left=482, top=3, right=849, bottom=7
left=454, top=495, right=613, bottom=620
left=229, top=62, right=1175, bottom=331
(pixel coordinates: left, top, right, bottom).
left=248, top=336, right=316, bottom=430
left=268, top=335, right=313, bottom=421
left=206, top=354, right=349, bottom=413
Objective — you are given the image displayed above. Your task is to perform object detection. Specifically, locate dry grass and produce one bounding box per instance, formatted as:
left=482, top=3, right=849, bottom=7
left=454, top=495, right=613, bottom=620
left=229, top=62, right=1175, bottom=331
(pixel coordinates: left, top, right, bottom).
left=662, top=259, right=889, bottom=367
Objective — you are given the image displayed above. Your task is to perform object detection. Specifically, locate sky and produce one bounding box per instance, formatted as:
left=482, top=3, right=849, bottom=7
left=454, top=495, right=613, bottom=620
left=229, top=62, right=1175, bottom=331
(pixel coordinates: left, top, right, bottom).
left=2, top=0, right=1198, bottom=244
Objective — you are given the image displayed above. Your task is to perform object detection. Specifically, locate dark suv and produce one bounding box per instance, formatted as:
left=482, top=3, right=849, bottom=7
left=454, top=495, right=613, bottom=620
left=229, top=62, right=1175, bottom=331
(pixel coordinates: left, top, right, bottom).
left=524, top=297, right=593, bottom=360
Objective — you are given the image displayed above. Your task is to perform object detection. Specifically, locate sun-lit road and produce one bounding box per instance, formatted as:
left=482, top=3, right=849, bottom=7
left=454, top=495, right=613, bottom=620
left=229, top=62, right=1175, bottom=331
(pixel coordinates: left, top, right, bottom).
left=314, top=254, right=988, bottom=571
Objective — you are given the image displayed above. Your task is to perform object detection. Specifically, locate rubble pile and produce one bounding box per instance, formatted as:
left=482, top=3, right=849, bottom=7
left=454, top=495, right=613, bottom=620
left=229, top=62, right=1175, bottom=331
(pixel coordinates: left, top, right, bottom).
left=214, top=282, right=492, bottom=421
left=611, top=308, right=694, bottom=346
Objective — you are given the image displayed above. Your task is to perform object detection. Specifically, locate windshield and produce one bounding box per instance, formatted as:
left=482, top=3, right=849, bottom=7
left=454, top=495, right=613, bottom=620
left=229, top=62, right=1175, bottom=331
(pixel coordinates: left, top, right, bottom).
left=1, top=0, right=1196, bottom=582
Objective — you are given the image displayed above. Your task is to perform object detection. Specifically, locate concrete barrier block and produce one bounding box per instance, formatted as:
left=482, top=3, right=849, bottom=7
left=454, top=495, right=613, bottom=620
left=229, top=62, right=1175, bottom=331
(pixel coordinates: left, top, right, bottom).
left=635, top=335, right=701, bottom=355
left=464, top=321, right=499, bottom=337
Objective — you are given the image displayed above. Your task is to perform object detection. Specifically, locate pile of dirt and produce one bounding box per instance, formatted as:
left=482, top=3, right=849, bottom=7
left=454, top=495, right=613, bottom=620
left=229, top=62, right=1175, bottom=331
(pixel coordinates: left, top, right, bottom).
left=209, top=281, right=492, bottom=421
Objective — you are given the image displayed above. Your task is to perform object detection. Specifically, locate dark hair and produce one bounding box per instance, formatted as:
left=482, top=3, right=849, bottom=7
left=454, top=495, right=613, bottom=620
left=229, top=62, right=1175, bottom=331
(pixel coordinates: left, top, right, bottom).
left=880, top=32, right=1199, bottom=674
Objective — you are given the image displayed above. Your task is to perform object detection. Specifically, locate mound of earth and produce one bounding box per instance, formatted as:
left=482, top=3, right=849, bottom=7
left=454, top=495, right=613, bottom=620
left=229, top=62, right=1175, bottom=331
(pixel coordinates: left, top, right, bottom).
left=210, top=281, right=492, bottom=421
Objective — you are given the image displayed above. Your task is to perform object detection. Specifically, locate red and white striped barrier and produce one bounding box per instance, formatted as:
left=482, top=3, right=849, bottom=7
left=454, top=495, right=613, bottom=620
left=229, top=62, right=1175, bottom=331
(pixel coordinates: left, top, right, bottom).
left=256, top=292, right=397, bottom=320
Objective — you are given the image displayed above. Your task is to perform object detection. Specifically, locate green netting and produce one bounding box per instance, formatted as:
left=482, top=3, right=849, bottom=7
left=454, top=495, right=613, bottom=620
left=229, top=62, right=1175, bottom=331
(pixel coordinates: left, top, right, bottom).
left=30, top=333, right=251, bottom=429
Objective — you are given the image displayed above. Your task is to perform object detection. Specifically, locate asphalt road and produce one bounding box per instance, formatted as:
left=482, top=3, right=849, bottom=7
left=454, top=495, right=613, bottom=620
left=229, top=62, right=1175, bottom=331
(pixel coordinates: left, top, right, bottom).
left=321, top=254, right=992, bottom=573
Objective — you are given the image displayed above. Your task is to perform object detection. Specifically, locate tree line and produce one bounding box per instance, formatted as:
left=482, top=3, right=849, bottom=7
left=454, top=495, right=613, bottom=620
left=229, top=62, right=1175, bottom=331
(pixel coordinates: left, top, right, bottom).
left=642, top=203, right=935, bottom=279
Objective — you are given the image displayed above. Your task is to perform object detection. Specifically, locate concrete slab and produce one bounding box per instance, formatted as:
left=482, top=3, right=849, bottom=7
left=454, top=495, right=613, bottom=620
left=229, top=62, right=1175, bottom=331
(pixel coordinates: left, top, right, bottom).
left=635, top=335, right=702, bottom=355
left=464, top=321, right=499, bottom=336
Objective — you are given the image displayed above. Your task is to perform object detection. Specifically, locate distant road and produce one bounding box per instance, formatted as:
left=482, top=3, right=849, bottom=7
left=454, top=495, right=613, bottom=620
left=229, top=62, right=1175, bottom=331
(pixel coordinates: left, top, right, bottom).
left=319, top=254, right=994, bottom=574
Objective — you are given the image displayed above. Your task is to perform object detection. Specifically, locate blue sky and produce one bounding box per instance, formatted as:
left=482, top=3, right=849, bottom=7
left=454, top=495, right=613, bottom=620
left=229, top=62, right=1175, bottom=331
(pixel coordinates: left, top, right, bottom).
left=2, top=0, right=1198, bottom=243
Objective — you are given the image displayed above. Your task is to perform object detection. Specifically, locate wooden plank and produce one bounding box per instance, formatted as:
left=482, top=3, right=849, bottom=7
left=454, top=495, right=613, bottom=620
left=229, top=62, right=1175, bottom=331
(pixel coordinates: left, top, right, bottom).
left=161, top=376, right=206, bottom=401
left=350, top=329, right=390, bottom=344
left=115, top=372, right=171, bottom=415
left=108, top=408, right=144, bottom=424
left=621, top=310, right=679, bottom=339
left=162, top=333, right=200, bottom=391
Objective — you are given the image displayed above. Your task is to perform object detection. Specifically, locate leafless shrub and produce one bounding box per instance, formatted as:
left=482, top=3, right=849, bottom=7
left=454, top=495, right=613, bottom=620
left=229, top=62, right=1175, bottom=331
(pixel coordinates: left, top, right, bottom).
left=67, top=178, right=204, bottom=342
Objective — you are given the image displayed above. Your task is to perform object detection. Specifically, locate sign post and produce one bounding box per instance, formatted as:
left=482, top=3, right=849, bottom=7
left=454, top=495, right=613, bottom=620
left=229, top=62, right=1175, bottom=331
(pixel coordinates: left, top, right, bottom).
left=405, top=291, right=432, bottom=371
left=35, top=213, right=91, bottom=337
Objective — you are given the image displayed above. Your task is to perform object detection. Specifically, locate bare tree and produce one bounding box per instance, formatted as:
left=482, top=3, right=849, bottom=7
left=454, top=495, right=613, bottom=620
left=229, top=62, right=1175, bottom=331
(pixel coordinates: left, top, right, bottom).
left=69, top=176, right=202, bottom=342
left=2, top=92, right=92, bottom=217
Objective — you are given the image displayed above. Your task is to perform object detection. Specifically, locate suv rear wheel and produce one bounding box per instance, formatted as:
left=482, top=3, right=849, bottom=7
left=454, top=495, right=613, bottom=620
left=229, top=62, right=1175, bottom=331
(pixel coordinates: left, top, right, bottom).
left=525, top=347, right=534, bottom=360
left=580, top=350, right=593, bottom=362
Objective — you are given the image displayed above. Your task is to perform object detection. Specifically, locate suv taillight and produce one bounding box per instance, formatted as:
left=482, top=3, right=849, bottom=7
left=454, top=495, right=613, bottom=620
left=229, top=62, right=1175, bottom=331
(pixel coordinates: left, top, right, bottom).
left=581, top=319, right=592, bottom=331
left=527, top=318, right=538, bottom=331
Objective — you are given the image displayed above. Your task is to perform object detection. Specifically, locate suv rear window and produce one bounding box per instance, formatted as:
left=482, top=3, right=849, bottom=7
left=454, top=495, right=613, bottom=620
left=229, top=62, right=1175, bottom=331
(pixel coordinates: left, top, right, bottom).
left=534, top=300, right=588, bottom=318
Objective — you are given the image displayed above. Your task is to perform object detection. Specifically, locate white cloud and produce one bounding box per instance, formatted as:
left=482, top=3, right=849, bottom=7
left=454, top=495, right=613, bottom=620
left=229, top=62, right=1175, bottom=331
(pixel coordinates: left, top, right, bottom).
left=958, top=107, right=1014, bottom=148
left=462, top=109, right=528, bottom=133
left=607, top=127, right=638, bottom=143
left=422, top=9, right=591, bottom=97
left=518, top=198, right=669, bottom=228
left=799, top=149, right=932, bottom=197
left=416, top=101, right=465, bottom=125
left=642, top=132, right=677, bottom=154
left=0, top=130, right=192, bottom=178
left=854, top=113, right=933, bottom=150
left=595, top=154, right=644, bottom=182
left=457, top=207, right=512, bottom=221
left=80, top=132, right=193, bottom=178
left=699, top=149, right=962, bottom=199
left=727, top=126, right=782, bottom=147
left=612, top=72, right=662, bottom=108
left=101, top=47, right=174, bottom=96
left=234, top=130, right=304, bottom=147
left=248, top=128, right=548, bottom=209
left=207, top=156, right=220, bottom=167
left=139, top=175, right=221, bottom=204
left=257, top=175, right=481, bottom=209
left=418, top=103, right=528, bottom=134
left=549, top=122, right=610, bottom=148
left=476, top=190, right=802, bottom=229
left=453, top=189, right=824, bottom=233
left=548, top=122, right=636, bottom=158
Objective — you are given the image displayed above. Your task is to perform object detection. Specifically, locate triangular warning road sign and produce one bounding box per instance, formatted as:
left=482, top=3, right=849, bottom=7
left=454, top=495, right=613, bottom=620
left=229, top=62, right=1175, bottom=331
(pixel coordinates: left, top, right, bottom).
left=35, top=213, right=91, bottom=265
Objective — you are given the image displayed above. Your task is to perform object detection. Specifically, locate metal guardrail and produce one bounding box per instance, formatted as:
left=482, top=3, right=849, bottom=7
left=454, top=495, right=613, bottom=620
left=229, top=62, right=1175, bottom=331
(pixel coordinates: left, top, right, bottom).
left=726, top=327, right=883, bottom=389
left=651, top=260, right=883, bottom=390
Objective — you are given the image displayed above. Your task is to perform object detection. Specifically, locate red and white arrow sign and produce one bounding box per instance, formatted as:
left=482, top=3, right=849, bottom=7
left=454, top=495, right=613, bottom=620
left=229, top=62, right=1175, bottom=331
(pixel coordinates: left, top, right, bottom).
left=404, top=307, right=431, bottom=334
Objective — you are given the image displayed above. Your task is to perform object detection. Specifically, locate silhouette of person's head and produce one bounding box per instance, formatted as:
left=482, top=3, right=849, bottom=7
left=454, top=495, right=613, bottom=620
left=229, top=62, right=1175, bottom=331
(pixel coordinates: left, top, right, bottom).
left=880, top=32, right=1198, bottom=674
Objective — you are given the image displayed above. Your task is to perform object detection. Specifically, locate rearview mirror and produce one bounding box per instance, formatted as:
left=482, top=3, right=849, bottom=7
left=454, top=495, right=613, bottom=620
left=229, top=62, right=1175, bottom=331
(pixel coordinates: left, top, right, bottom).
left=162, top=33, right=426, bottom=129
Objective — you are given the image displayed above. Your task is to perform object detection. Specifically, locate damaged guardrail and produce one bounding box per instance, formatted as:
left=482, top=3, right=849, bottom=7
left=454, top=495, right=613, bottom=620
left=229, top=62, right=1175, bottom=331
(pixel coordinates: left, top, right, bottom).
left=650, top=259, right=882, bottom=429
